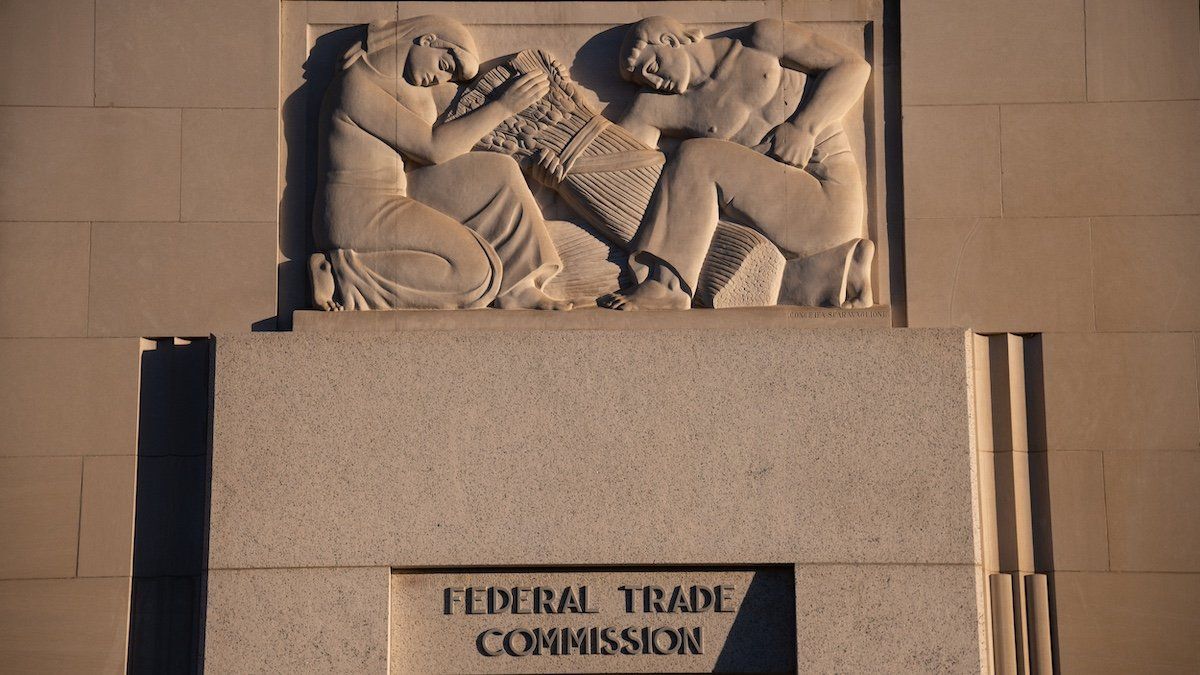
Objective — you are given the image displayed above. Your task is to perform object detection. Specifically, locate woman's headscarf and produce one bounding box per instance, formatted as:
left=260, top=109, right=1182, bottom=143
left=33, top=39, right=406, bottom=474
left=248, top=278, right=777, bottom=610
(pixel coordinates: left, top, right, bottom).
left=343, top=14, right=480, bottom=80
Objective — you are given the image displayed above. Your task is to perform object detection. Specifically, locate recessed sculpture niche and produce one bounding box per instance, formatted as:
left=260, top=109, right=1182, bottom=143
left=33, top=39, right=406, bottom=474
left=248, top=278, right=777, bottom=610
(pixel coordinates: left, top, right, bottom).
left=309, top=14, right=874, bottom=312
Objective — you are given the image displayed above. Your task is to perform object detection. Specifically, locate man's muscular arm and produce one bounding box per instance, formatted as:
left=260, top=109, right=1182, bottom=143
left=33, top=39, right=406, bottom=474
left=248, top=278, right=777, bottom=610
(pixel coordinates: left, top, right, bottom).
left=750, top=18, right=870, bottom=167
left=616, top=90, right=692, bottom=148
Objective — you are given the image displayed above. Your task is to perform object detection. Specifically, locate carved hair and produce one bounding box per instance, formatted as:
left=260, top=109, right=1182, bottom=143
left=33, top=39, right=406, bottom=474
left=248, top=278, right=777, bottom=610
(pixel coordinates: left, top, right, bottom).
left=343, top=14, right=480, bottom=80
left=619, top=16, right=704, bottom=81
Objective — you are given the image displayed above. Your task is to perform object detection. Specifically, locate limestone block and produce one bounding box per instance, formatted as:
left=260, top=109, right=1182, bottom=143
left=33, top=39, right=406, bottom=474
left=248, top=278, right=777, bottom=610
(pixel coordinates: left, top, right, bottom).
left=902, top=105, right=1002, bottom=218
left=1055, top=571, right=1200, bottom=673
left=0, top=457, right=81, bottom=579
left=1092, top=215, right=1200, bottom=332
left=1085, top=0, right=1200, bottom=102
left=1041, top=333, right=1200, bottom=451
left=96, top=0, right=277, bottom=108
left=0, top=108, right=180, bottom=222
left=1001, top=101, right=1200, bottom=217
left=182, top=109, right=279, bottom=223
left=1104, top=451, right=1200, bottom=573
left=78, top=456, right=137, bottom=578
left=0, top=338, right=141, bottom=457
left=902, top=0, right=1086, bottom=104
left=1044, top=451, right=1109, bottom=571
left=781, top=0, right=885, bottom=22
left=0, top=0, right=94, bottom=106
left=209, top=328, right=977, bottom=570
left=88, top=222, right=277, bottom=337
left=792, top=564, right=983, bottom=672
left=0, top=223, right=90, bottom=337
left=0, top=577, right=131, bottom=672
left=694, top=221, right=785, bottom=309
left=204, top=567, right=390, bottom=674
left=905, top=217, right=1094, bottom=332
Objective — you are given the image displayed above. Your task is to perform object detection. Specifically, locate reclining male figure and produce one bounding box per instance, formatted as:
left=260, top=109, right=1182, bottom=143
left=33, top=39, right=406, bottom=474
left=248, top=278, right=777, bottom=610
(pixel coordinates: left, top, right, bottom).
left=594, top=16, right=873, bottom=310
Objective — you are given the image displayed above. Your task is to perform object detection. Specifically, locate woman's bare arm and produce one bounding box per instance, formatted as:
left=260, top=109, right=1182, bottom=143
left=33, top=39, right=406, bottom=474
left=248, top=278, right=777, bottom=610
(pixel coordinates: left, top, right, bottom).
left=342, top=68, right=550, bottom=165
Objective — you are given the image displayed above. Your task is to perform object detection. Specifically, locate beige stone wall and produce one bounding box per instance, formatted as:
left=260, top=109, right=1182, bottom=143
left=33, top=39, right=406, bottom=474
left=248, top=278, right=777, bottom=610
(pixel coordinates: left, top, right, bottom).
left=903, top=0, right=1200, bottom=671
left=1, top=0, right=1198, bottom=670
left=0, top=0, right=279, bottom=669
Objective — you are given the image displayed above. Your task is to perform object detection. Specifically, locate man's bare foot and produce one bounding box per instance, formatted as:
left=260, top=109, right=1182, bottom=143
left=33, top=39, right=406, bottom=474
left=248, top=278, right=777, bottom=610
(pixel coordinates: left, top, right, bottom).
left=309, top=252, right=343, bottom=311
left=598, top=279, right=691, bottom=310
left=495, top=284, right=574, bottom=310
left=840, top=238, right=874, bottom=309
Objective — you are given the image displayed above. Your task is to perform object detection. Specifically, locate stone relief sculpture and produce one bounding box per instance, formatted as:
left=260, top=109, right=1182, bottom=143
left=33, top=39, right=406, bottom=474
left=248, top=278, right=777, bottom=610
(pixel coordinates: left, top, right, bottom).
left=602, top=17, right=874, bottom=310
left=310, top=15, right=573, bottom=310
left=309, top=14, right=875, bottom=311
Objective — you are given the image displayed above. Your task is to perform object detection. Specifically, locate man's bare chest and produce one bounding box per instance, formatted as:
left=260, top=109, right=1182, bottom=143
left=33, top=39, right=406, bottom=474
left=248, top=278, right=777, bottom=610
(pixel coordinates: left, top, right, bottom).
left=680, top=52, right=803, bottom=143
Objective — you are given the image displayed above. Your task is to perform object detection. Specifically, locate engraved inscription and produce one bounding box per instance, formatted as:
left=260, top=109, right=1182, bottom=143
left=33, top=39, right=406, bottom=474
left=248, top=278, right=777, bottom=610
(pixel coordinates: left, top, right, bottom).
left=390, top=567, right=795, bottom=673
left=443, top=583, right=738, bottom=658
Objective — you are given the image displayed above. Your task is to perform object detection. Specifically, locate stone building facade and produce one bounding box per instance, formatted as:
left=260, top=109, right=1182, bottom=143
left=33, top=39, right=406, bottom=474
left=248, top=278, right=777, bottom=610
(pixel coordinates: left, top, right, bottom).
left=0, top=0, right=1196, bottom=672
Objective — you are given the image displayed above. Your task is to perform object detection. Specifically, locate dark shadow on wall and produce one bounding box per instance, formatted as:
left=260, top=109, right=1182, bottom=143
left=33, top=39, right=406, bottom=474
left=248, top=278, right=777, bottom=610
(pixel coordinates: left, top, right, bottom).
left=278, top=25, right=368, bottom=330
left=713, top=568, right=797, bottom=673
left=882, top=0, right=906, bottom=326
left=571, top=24, right=635, bottom=114
left=126, top=339, right=211, bottom=674
left=1022, top=334, right=1061, bottom=674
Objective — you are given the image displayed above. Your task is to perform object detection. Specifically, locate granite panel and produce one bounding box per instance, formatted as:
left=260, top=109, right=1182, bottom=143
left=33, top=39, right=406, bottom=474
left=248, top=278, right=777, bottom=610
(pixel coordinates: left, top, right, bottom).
left=901, top=0, right=1086, bottom=104
left=1055, top=571, right=1200, bottom=673
left=1104, top=451, right=1200, bottom=572
left=0, top=0, right=94, bottom=106
left=204, top=567, right=390, bottom=674
left=78, top=456, right=137, bottom=578
left=1041, top=333, right=1200, bottom=451
left=902, top=106, right=1002, bottom=218
left=1043, top=451, right=1108, bottom=571
left=0, top=577, right=130, bottom=672
left=293, top=306, right=893, bottom=332
left=905, top=218, right=1094, bottom=332
left=88, top=222, right=277, bottom=337
left=0, top=338, right=141, bottom=457
left=1085, top=0, right=1200, bottom=102
left=209, top=328, right=979, bottom=570
left=96, top=0, right=278, bottom=108
left=1001, top=101, right=1200, bottom=217
left=182, top=109, right=279, bottom=223
left=0, top=457, right=82, bottom=580
left=0, top=107, right=180, bottom=222
left=0, top=223, right=90, bottom=338
left=793, top=564, right=984, bottom=672
left=1092, top=216, right=1200, bottom=332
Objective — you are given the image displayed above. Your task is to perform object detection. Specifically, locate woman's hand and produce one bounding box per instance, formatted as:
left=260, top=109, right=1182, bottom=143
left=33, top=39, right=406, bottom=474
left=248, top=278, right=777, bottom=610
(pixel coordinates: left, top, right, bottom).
left=498, top=71, right=551, bottom=115
left=530, top=148, right=567, bottom=186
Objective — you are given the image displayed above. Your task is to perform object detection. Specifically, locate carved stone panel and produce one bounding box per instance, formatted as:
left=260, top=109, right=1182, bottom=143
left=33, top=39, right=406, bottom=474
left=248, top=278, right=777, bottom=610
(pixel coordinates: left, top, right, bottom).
left=280, top=2, right=890, bottom=321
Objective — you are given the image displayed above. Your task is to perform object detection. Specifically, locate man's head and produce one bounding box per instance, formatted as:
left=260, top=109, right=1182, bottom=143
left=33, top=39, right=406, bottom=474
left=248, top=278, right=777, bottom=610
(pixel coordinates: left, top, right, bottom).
left=619, top=16, right=704, bottom=94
